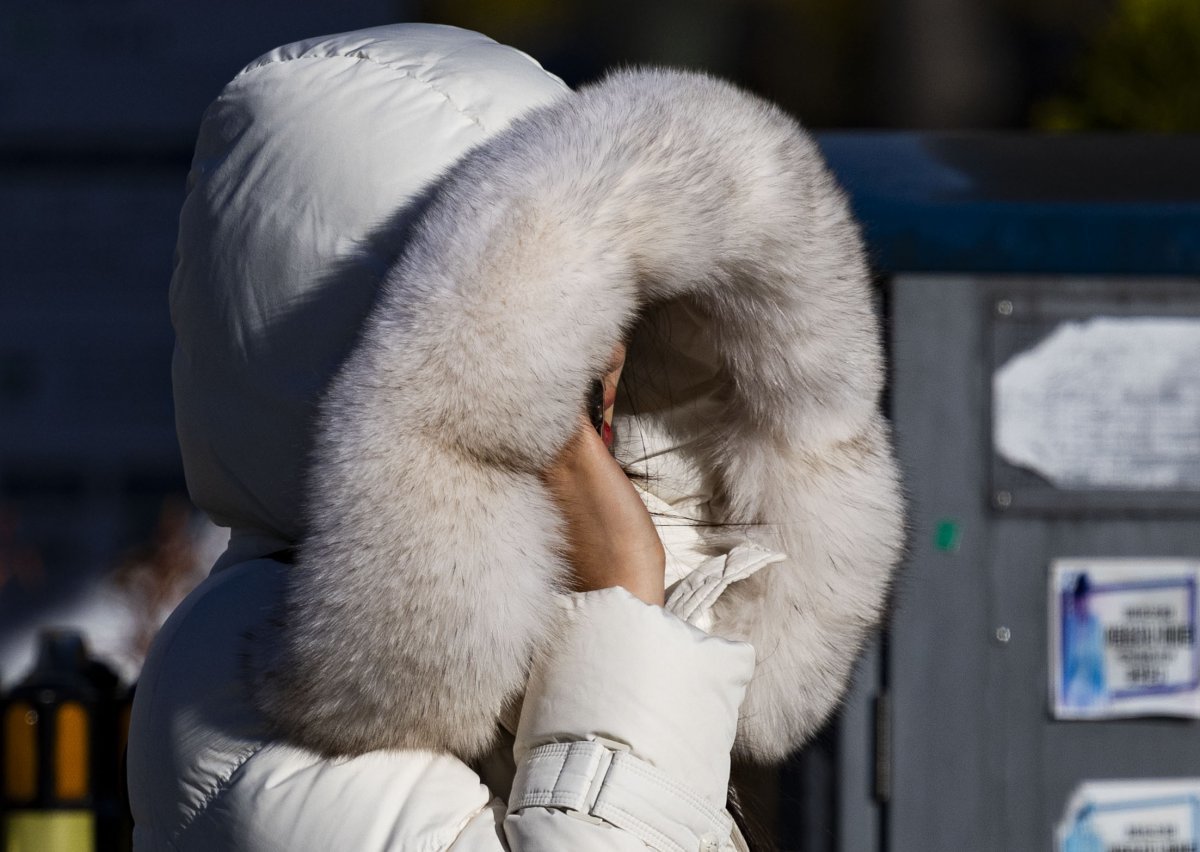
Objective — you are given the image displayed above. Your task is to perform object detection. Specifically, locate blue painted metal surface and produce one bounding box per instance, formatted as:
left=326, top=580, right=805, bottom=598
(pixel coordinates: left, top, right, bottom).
left=816, top=133, right=1200, bottom=275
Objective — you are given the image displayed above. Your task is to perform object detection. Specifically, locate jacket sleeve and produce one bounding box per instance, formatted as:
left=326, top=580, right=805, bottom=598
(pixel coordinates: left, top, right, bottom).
left=450, top=586, right=756, bottom=851
left=133, top=564, right=751, bottom=851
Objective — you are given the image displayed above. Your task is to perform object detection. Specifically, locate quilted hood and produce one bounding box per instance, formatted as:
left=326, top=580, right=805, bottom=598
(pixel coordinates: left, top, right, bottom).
left=171, top=24, right=571, bottom=565
left=172, top=24, right=904, bottom=764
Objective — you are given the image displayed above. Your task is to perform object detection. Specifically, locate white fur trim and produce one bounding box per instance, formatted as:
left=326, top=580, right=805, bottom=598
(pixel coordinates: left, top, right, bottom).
left=253, top=68, right=904, bottom=761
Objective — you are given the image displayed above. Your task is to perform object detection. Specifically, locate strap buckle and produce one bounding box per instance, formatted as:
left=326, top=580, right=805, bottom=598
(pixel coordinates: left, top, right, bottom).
left=509, top=737, right=734, bottom=851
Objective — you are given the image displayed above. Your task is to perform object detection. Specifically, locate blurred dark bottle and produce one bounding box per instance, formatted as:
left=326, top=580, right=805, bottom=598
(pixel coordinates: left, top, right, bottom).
left=1, top=630, right=132, bottom=852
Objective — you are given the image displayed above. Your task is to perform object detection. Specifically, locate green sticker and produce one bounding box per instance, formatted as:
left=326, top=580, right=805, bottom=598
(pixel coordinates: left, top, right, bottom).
left=935, top=520, right=962, bottom=553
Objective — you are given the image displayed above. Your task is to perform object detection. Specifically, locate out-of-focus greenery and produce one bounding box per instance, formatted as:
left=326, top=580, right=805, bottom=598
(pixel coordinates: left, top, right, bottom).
left=1034, top=0, right=1200, bottom=130
left=420, top=0, right=876, bottom=126
left=421, top=0, right=1199, bottom=129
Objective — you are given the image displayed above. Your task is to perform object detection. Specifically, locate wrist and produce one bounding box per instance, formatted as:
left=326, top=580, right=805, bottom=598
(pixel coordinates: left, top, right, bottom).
left=571, top=545, right=665, bottom=606
left=597, top=576, right=664, bottom=607
left=516, top=586, right=755, bottom=806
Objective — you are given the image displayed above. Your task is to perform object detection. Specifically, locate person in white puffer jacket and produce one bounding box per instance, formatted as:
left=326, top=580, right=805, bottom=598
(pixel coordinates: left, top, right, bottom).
left=127, top=22, right=904, bottom=852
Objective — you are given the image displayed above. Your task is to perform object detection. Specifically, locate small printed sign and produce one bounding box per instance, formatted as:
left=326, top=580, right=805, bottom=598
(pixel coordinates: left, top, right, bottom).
left=1050, top=559, right=1200, bottom=720
left=1058, top=780, right=1200, bottom=852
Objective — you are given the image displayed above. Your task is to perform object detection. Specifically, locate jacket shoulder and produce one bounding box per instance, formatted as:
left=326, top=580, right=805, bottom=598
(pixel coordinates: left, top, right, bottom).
left=128, top=560, right=499, bottom=851
left=167, top=743, right=498, bottom=852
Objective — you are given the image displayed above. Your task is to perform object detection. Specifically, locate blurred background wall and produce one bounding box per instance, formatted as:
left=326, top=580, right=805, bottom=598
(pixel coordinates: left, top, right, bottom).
left=424, top=0, right=1200, bottom=131
left=0, top=0, right=409, bottom=685
left=0, top=0, right=1195, bottom=846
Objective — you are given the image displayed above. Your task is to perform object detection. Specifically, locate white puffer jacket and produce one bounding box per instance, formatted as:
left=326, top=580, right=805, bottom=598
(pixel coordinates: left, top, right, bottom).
left=128, top=23, right=904, bottom=852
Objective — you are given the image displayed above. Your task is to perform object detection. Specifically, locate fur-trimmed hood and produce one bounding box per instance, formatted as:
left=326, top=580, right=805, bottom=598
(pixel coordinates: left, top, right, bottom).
left=172, top=24, right=903, bottom=765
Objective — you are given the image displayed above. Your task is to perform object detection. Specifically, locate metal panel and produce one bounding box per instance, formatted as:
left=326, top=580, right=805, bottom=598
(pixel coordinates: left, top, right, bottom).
left=815, top=135, right=1200, bottom=276
left=836, top=644, right=884, bottom=852
left=887, top=273, right=1200, bottom=852
left=889, top=274, right=999, bottom=849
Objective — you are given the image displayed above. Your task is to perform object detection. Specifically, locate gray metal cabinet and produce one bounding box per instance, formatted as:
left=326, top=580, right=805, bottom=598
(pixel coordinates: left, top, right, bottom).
left=886, top=274, right=1200, bottom=851
left=807, top=135, right=1200, bottom=852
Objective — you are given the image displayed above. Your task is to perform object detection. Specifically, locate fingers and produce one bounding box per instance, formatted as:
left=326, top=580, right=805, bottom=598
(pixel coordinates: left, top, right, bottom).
left=599, top=342, right=626, bottom=448
left=541, top=414, right=665, bottom=607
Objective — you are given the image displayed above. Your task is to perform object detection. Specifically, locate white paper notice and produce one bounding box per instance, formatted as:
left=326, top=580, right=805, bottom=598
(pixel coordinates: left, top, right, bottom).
left=994, top=317, right=1200, bottom=490
left=1057, top=779, right=1200, bottom=852
left=1051, top=559, right=1200, bottom=720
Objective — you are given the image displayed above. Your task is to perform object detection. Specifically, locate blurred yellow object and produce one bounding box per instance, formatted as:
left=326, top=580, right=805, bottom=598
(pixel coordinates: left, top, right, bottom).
left=4, top=812, right=94, bottom=852
left=1034, top=0, right=1200, bottom=131
left=55, top=703, right=89, bottom=801
left=2, top=633, right=106, bottom=851
left=3, top=703, right=37, bottom=803
left=3, top=700, right=95, bottom=851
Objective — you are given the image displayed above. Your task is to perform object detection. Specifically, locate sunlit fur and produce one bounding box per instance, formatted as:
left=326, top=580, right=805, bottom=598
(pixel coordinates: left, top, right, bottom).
left=252, top=68, right=905, bottom=762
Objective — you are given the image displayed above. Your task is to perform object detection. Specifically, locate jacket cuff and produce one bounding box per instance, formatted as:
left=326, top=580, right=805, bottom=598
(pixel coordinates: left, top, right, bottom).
left=512, top=586, right=755, bottom=807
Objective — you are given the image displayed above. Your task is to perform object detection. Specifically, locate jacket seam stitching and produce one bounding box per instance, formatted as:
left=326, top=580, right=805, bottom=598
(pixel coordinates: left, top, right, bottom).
left=614, top=757, right=722, bottom=824
left=437, top=798, right=503, bottom=851
left=550, top=748, right=569, bottom=793
left=230, top=54, right=487, bottom=130
left=168, top=742, right=265, bottom=846
left=597, top=801, right=682, bottom=852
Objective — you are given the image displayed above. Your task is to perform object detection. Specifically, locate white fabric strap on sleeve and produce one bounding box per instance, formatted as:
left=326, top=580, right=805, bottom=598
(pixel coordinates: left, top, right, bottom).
left=665, top=544, right=786, bottom=632
left=508, top=739, right=736, bottom=852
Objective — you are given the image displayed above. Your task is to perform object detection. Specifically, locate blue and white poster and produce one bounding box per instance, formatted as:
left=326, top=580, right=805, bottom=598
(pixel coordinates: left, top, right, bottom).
left=1051, top=559, right=1200, bottom=720
left=1057, top=780, right=1200, bottom=852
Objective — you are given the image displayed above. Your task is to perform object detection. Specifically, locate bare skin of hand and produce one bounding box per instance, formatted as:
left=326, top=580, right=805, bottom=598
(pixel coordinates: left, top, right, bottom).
left=540, top=344, right=666, bottom=607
